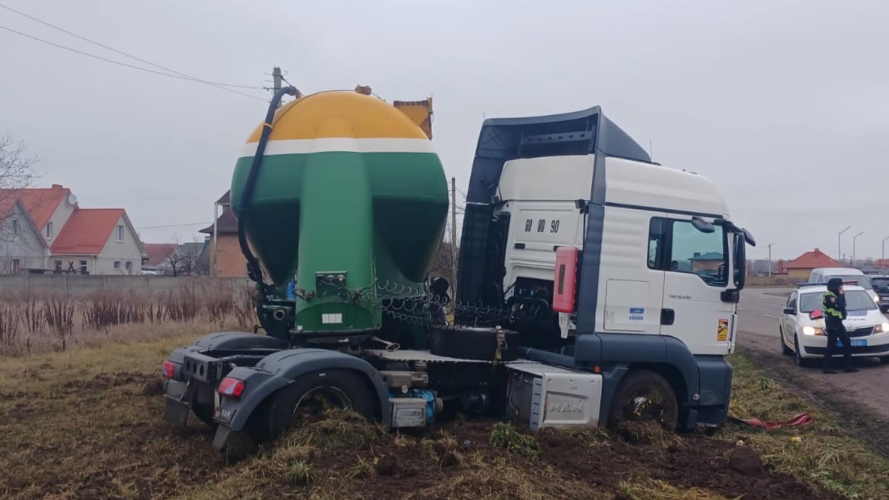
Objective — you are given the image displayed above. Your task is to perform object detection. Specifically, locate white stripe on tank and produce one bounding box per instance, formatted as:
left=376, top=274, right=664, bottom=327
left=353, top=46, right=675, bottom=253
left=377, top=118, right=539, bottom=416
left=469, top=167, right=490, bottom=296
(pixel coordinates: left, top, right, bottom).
left=239, top=138, right=436, bottom=157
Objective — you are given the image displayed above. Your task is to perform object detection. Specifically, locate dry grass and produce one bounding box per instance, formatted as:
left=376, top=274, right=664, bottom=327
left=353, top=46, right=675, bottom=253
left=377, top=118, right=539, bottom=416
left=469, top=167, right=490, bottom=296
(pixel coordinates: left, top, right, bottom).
left=726, top=351, right=889, bottom=499
left=0, top=286, right=255, bottom=355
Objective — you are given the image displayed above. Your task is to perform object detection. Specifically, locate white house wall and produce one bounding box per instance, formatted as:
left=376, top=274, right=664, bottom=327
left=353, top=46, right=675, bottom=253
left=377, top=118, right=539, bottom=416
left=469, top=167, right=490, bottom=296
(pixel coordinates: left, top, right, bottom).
left=43, top=197, right=76, bottom=244
left=95, top=215, right=143, bottom=275
left=0, top=204, right=50, bottom=272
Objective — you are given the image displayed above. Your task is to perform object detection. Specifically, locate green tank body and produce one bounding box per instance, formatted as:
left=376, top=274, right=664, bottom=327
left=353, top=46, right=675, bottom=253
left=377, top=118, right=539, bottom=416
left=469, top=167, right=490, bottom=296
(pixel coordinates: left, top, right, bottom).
left=230, top=91, right=448, bottom=336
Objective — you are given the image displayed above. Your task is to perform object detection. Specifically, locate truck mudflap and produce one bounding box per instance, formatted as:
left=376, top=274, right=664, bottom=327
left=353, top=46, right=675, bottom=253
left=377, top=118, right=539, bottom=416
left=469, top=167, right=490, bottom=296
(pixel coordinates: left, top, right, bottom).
left=163, top=379, right=191, bottom=427
left=162, top=332, right=289, bottom=428
left=210, top=348, right=390, bottom=451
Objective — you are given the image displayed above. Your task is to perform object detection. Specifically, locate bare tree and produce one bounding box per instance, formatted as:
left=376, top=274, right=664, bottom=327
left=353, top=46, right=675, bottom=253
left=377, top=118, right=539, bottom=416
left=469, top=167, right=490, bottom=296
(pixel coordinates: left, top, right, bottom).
left=161, top=235, right=206, bottom=276
left=0, top=133, right=38, bottom=193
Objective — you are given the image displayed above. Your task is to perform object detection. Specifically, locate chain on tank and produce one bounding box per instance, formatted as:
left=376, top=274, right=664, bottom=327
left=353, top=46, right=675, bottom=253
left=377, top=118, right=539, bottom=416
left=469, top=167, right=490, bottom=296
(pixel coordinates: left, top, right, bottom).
left=312, top=276, right=524, bottom=327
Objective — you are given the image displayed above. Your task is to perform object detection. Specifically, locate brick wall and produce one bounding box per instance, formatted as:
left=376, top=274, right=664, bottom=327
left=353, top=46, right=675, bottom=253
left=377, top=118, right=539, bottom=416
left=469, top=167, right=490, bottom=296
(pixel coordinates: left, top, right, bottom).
left=213, top=235, right=247, bottom=278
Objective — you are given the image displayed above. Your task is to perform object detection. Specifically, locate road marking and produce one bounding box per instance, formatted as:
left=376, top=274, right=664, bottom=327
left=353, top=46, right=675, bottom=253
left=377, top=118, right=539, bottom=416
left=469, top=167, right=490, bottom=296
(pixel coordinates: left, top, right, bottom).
left=764, top=314, right=781, bottom=319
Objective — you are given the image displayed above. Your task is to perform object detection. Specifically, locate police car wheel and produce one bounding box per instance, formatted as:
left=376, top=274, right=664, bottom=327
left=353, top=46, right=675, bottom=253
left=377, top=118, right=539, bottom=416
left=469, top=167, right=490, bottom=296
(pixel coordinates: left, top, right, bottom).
left=794, top=335, right=813, bottom=368
left=780, top=327, right=793, bottom=356
left=249, top=369, right=375, bottom=443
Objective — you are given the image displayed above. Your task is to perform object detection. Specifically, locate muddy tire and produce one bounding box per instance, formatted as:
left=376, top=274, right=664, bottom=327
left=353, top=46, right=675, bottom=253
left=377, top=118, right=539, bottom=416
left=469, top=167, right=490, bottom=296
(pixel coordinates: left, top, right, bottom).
left=608, top=369, right=679, bottom=430
left=780, top=327, right=793, bottom=356
left=794, top=335, right=813, bottom=368
left=249, top=369, right=374, bottom=443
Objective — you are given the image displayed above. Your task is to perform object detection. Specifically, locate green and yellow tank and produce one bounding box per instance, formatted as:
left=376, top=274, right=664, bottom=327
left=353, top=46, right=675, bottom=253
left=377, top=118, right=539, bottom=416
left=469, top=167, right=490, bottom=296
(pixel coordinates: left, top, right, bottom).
left=230, top=91, right=448, bottom=336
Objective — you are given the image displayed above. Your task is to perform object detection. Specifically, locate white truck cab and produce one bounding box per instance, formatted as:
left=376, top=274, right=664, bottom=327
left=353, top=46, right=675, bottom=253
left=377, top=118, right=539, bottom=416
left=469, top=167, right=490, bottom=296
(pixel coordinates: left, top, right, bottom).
left=458, top=106, right=754, bottom=430
left=808, top=268, right=879, bottom=306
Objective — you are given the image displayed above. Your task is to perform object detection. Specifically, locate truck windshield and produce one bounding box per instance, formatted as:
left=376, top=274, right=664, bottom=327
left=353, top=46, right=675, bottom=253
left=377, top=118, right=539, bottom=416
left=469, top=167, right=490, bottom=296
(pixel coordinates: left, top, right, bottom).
left=799, top=290, right=877, bottom=313
left=826, top=275, right=872, bottom=289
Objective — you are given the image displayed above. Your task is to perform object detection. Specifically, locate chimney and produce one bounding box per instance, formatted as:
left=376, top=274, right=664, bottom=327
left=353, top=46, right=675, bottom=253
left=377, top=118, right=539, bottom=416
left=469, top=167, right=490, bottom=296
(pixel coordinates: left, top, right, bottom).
left=51, top=184, right=62, bottom=190
left=777, top=259, right=785, bottom=273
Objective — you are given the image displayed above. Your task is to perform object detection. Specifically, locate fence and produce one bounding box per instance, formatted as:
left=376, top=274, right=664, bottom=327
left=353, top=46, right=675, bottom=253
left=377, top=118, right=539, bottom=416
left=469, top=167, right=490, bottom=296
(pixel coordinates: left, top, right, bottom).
left=0, top=275, right=250, bottom=297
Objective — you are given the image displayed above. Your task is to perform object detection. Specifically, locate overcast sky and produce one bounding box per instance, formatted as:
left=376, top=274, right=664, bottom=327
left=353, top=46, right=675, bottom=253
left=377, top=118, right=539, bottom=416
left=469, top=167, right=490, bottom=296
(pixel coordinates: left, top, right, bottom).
left=1, top=0, right=887, bottom=260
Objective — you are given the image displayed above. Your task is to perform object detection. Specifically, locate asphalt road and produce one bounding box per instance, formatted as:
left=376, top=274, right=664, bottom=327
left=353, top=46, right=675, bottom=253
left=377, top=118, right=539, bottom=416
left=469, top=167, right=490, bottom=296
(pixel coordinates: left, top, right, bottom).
left=738, top=288, right=889, bottom=420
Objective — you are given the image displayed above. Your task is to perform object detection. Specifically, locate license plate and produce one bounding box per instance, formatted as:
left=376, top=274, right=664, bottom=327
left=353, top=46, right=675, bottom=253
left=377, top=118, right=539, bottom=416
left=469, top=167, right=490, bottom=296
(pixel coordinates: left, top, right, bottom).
left=838, top=339, right=867, bottom=347
left=214, top=406, right=235, bottom=423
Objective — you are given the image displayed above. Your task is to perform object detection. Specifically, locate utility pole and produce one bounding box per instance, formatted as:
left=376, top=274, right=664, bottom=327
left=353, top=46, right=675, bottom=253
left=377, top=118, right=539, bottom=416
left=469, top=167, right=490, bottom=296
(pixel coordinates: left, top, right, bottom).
left=883, top=236, right=889, bottom=271
left=852, top=231, right=865, bottom=267
left=838, top=226, right=852, bottom=265
left=767, top=243, right=773, bottom=277
left=272, top=66, right=283, bottom=92
left=450, top=177, right=458, bottom=299
left=211, top=201, right=218, bottom=277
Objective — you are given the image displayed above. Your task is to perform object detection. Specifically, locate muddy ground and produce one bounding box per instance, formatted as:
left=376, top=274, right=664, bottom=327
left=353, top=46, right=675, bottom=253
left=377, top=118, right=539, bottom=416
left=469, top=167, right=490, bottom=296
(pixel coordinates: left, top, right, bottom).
left=738, top=288, right=889, bottom=458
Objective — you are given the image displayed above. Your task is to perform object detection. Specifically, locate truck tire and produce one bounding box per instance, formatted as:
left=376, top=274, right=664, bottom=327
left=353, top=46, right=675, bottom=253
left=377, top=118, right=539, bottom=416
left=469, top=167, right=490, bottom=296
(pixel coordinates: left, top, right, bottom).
left=780, top=327, right=793, bottom=356
left=249, top=369, right=375, bottom=443
left=608, top=369, right=679, bottom=430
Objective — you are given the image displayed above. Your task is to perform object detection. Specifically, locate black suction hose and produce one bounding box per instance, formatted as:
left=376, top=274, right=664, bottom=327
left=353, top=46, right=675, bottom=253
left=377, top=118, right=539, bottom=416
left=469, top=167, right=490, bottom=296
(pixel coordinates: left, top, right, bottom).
left=237, top=86, right=297, bottom=335
left=237, top=86, right=297, bottom=286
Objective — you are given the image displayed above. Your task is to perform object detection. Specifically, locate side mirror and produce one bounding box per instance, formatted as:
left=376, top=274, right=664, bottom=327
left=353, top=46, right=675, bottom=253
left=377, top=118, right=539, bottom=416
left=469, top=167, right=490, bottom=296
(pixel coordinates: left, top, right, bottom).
left=734, top=233, right=747, bottom=289
left=783, top=307, right=795, bottom=315
left=691, top=217, right=715, bottom=233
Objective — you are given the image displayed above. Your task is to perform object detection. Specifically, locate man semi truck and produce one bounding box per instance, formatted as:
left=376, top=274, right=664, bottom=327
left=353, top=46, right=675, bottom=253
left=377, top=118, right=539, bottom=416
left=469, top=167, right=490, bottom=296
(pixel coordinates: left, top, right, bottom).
left=162, top=87, right=755, bottom=450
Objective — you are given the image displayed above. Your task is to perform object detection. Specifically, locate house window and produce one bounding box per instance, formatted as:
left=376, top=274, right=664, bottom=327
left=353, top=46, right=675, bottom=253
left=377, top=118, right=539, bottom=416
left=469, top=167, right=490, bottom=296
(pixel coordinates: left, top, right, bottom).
left=80, top=260, right=88, bottom=274
left=12, top=219, right=19, bottom=234
left=12, top=259, right=20, bottom=273
left=114, top=261, right=121, bottom=270
left=45, top=222, right=53, bottom=239
left=54, top=260, right=62, bottom=270
left=125, top=261, right=133, bottom=272
left=116, top=225, right=124, bottom=242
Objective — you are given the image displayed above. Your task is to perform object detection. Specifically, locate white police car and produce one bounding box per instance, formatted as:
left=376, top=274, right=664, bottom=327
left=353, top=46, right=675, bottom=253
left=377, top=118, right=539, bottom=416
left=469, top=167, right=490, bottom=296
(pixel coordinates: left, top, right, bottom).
left=779, top=284, right=889, bottom=367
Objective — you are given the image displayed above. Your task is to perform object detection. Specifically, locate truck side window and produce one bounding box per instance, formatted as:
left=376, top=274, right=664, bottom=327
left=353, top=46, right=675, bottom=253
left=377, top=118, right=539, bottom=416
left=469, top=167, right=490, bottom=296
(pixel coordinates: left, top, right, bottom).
left=667, top=220, right=727, bottom=287
left=647, top=218, right=666, bottom=270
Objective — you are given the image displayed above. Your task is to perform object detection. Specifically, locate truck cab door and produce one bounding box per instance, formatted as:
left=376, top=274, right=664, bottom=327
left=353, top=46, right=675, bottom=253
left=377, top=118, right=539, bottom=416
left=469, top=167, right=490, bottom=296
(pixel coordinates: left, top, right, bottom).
left=658, top=216, right=735, bottom=355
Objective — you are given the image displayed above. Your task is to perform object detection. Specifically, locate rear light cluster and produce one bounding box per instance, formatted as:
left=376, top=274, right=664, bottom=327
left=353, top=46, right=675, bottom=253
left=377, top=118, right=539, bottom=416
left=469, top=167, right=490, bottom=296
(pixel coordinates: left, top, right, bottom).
left=218, top=377, right=245, bottom=398
left=162, top=360, right=176, bottom=379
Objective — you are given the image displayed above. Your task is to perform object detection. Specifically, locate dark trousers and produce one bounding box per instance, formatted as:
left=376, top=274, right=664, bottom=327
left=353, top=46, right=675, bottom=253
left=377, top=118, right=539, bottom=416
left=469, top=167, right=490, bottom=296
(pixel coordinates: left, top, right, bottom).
left=824, top=325, right=853, bottom=369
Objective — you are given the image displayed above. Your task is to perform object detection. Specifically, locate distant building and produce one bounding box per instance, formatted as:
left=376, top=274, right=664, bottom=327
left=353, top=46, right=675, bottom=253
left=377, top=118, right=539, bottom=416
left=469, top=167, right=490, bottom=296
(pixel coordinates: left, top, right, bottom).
left=778, top=248, right=840, bottom=281
left=200, top=191, right=245, bottom=278
left=0, top=185, right=144, bottom=275
left=142, top=241, right=209, bottom=276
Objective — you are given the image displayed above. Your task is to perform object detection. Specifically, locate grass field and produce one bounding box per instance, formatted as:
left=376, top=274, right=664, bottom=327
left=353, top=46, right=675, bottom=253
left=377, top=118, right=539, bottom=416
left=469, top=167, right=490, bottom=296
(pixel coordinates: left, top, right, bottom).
left=0, top=324, right=887, bottom=500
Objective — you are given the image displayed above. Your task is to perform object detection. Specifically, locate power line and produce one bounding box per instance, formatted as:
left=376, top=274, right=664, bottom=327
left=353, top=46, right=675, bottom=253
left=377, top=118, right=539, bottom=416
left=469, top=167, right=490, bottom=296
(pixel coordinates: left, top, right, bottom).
left=0, top=2, right=266, bottom=91
left=0, top=6, right=267, bottom=102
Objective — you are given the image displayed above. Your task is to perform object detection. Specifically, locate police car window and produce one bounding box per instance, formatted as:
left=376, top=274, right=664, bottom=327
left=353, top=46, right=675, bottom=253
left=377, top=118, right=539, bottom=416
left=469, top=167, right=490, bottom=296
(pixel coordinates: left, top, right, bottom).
left=800, top=290, right=876, bottom=313
left=667, top=220, right=727, bottom=286
left=844, top=290, right=877, bottom=311
left=787, top=291, right=798, bottom=310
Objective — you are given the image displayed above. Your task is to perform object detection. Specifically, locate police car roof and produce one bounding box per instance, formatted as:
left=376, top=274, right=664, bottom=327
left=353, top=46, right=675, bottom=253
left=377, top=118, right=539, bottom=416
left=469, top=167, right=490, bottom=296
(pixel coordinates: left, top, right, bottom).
left=794, top=283, right=866, bottom=293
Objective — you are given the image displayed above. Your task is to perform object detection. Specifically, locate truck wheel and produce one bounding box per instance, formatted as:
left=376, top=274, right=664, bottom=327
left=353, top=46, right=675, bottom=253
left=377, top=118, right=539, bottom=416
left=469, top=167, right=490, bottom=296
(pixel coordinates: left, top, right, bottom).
left=250, top=369, right=375, bottom=443
left=780, top=327, right=793, bottom=356
left=608, top=370, right=678, bottom=430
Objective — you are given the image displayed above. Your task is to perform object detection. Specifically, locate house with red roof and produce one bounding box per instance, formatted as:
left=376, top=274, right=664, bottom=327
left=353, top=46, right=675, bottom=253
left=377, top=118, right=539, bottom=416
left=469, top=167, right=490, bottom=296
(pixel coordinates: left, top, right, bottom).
left=776, top=248, right=840, bottom=281
left=0, top=185, right=145, bottom=275
left=0, top=196, right=50, bottom=273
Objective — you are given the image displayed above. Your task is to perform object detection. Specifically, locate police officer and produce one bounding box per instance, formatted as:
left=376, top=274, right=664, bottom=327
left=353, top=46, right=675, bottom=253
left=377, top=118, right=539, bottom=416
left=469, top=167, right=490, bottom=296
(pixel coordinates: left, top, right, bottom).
left=823, top=278, right=859, bottom=374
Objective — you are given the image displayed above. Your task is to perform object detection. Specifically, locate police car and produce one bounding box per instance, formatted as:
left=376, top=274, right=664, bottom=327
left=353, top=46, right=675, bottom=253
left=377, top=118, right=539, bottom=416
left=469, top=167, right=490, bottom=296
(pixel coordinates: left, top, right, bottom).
left=779, top=283, right=889, bottom=367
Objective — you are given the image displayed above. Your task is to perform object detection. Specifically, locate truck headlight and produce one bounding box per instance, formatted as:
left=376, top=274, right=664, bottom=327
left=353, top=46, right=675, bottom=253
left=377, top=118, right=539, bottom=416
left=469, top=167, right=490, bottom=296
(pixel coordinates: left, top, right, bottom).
left=876, top=323, right=889, bottom=334
left=802, top=326, right=824, bottom=336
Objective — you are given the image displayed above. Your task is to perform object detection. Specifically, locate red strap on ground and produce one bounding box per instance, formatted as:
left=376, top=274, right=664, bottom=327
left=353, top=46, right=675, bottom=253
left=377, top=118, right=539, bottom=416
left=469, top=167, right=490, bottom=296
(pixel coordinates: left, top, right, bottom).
left=738, top=413, right=813, bottom=430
